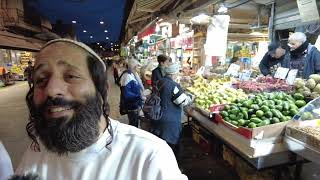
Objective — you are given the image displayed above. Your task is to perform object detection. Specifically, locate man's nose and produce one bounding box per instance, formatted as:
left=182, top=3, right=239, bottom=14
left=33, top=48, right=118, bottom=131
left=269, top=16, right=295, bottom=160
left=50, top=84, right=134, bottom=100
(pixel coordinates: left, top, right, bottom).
left=45, top=75, right=67, bottom=98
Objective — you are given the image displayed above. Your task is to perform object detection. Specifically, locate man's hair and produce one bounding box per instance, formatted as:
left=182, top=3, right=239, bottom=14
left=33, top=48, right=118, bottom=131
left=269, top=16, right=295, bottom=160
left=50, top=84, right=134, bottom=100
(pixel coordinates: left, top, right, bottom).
left=28, top=61, right=32, bottom=64
left=25, top=54, right=112, bottom=152
left=289, top=32, right=307, bottom=43
left=157, top=55, right=169, bottom=64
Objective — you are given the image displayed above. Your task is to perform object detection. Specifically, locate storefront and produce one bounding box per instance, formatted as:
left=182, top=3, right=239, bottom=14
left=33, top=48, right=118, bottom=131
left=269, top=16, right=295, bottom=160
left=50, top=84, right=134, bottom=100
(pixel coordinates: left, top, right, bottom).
left=124, top=0, right=320, bottom=179
left=0, top=31, right=41, bottom=86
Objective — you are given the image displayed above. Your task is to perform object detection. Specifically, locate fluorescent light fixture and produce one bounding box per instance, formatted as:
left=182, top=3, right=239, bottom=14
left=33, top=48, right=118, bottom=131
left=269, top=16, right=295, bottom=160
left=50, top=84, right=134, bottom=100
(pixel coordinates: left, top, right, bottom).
left=72, top=20, right=77, bottom=24
left=83, top=30, right=87, bottom=33
left=106, top=37, right=109, bottom=40
left=100, top=21, right=104, bottom=24
left=250, top=31, right=264, bottom=36
left=104, top=30, right=108, bottom=33
left=90, top=36, right=93, bottom=38
left=191, top=14, right=211, bottom=24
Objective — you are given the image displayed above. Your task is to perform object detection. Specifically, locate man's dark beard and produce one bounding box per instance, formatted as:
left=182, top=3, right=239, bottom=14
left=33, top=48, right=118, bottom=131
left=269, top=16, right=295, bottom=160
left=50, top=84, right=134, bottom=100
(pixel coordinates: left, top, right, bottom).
left=33, top=93, right=103, bottom=154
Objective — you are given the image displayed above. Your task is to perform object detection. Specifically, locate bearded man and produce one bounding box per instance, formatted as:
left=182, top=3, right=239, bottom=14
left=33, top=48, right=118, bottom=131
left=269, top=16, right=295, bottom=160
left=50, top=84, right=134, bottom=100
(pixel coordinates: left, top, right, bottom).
left=15, top=39, right=187, bottom=180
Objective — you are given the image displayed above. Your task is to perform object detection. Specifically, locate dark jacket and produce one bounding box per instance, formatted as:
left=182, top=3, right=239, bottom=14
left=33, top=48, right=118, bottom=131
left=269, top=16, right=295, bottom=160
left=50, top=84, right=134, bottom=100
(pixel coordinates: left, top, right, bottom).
left=296, top=45, right=320, bottom=79
left=151, top=66, right=164, bottom=86
left=151, top=76, right=191, bottom=145
left=259, top=52, right=290, bottom=76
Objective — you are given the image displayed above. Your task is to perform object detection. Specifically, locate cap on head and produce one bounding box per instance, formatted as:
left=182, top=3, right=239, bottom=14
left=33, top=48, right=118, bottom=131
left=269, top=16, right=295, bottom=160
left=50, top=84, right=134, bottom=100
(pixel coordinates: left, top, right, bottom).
left=40, top=38, right=106, bottom=72
left=165, top=62, right=180, bottom=75
left=268, top=42, right=280, bottom=55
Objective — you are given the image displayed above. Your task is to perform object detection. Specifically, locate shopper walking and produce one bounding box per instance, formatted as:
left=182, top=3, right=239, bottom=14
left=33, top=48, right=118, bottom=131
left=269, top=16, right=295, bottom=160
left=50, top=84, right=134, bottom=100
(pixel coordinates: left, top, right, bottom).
left=151, top=62, right=192, bottom=159
left=24, top=61, right=34, bottom=88
left=152, top=55, right=170, bottom=86
left=119, top=58, right=144, bottom=127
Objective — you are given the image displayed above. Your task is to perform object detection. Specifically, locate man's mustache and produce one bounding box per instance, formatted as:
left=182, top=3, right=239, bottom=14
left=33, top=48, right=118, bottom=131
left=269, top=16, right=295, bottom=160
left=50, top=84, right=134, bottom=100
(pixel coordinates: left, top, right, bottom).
left=38, top=97, right=82, bottom=111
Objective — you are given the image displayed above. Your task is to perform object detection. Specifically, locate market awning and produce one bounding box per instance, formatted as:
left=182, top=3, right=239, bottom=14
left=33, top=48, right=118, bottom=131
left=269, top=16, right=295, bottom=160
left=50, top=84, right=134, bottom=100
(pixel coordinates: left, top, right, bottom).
left=0, top=31, right=44, bottom=52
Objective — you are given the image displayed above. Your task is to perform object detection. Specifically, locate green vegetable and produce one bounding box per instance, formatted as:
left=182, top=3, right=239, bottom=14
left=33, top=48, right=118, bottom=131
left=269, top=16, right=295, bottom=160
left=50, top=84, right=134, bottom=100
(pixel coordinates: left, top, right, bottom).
left=290, top=109, right=299, bottom=116
left=224, top=117, right=231, bottom=122
left=250, top=118, right=262, bottom=124
left=231, top=121, right=239, bottom=126
left=248, top=122, right=257, bottom=128
left=265, top=111, right=273, bottom=118
left=276, top=105, right=283, bottom=111
left=256, top=110, right=264, bottom=117
left=261, top=105, right=270, bottom=112
left=229, top=114, right=237, bottom=121
left=293, top=93, right=304, bottom=100
left=238, top=119, right=246, bottom=126
left=271, top=117, right=280, bottom=124
left=283, top=102, right=289, bottom=111
left=242, top=111, right=249, bottom=120
left=295, top=100, right=306, bottom=108
left=220, top=111, right=229, bottom=118
left=231, top=108, right=240, bottom=115
left=282, top=110, right=290, bottom=116
left=250, top=104, right=260, bottom=110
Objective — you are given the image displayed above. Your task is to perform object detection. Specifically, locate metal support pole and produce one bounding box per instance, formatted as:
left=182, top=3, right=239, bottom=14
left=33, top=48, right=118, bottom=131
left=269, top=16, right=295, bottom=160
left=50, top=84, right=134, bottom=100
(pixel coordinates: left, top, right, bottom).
left=268, top=2, right=275, bottom=42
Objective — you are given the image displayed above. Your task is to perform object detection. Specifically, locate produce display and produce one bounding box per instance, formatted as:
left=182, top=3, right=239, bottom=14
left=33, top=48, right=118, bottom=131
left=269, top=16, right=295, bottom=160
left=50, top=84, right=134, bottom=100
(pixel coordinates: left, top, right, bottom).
left=286, top=125, right=320, bottom=150
left=187, top=76, right=247, bottom=110
left=294, top=74, right=320, bottom=99
left=238, top=76, right=293, bottom=93
left=220, top=92, right=306, bottom=128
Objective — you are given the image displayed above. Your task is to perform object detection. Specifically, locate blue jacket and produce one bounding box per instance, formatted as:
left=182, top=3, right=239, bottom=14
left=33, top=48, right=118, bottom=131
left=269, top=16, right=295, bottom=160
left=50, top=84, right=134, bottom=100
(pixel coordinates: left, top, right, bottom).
left=151, top=76, right=191, bottom=145
left=120, top=70, right=143, bottom=111
left=298, top=45, right=320, bottom=79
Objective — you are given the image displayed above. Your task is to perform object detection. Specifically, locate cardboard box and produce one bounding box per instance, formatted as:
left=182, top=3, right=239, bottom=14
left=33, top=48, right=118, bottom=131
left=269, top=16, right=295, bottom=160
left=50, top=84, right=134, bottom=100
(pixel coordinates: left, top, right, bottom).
left=215, top=114, right=290, bottom=140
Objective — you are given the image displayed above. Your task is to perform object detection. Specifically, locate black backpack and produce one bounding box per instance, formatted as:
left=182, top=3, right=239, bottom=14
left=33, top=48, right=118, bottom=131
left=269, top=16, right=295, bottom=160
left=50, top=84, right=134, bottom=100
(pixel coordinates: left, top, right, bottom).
left=143, top=81, right=166, bottom=121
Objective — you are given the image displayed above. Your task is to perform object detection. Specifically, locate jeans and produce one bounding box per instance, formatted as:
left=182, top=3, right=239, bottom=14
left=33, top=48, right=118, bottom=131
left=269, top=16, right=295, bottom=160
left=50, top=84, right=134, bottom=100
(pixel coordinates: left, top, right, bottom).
left=127, top=110, right=139, bottom=128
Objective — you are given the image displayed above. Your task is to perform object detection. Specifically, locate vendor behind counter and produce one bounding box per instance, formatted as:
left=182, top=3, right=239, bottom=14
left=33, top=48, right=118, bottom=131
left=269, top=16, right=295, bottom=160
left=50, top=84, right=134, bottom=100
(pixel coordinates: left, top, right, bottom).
left=259, top=42, right=290, bottom=76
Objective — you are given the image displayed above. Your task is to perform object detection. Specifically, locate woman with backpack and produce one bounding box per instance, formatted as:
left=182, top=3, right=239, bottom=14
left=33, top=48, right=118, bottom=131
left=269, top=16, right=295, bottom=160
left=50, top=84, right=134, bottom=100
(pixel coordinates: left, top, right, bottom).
left=119, top=58, right=144, bottom=127
left=150, top=62, right=193, bottom=158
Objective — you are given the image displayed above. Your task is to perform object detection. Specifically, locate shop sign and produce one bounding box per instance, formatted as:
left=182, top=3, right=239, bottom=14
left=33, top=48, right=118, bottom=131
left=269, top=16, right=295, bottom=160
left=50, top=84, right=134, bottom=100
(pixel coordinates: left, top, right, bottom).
left=137, top=26, right=156, bottom=41
left=297, top=0, right=320, bottom=22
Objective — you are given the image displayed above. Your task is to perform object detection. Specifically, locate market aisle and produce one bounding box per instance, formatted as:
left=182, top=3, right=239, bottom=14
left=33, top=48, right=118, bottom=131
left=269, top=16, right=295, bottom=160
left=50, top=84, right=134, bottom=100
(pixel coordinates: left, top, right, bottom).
left=0, top=82, right=30, bottom=169
left=107, top=67, right=128, bottom=124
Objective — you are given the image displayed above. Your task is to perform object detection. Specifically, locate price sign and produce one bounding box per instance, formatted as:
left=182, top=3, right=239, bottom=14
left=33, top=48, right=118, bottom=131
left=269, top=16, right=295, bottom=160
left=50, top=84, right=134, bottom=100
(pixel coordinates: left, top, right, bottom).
left=225, top=63, right=240, bottom=77
left=239, top=70, right=252, bottom=81
left=286, top=69, right=298, bottom=85
left=274, top=67, right=289, bottom=79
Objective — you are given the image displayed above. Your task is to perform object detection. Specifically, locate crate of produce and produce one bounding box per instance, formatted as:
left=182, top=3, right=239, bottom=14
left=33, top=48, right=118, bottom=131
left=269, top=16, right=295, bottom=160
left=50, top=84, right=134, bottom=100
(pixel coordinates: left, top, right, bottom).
left=216, top=92, right=307, bottom=139
left=216, top=113, right=290, bottom=139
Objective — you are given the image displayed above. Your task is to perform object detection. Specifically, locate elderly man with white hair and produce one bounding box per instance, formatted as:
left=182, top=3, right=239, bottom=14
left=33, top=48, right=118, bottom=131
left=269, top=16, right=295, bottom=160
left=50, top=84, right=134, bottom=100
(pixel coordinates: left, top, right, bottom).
left=150, top=62, right=193, bottom=159
left=119, top=58, right=144, bottom=127
left=288, top=32, right=320, bottom=78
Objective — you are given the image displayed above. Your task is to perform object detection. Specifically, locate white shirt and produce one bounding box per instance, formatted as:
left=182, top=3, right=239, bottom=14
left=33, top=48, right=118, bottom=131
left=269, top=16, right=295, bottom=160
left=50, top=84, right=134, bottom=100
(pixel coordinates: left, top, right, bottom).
left=16, top=120, right=187, bottom=180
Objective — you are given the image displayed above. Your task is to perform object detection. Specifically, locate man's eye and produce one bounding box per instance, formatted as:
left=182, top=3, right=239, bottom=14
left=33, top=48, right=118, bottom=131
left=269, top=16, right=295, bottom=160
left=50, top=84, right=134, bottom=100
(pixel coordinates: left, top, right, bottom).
left=34, top=77, right=48, bottom=86
left=66, top=74, right=80, bottom=79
